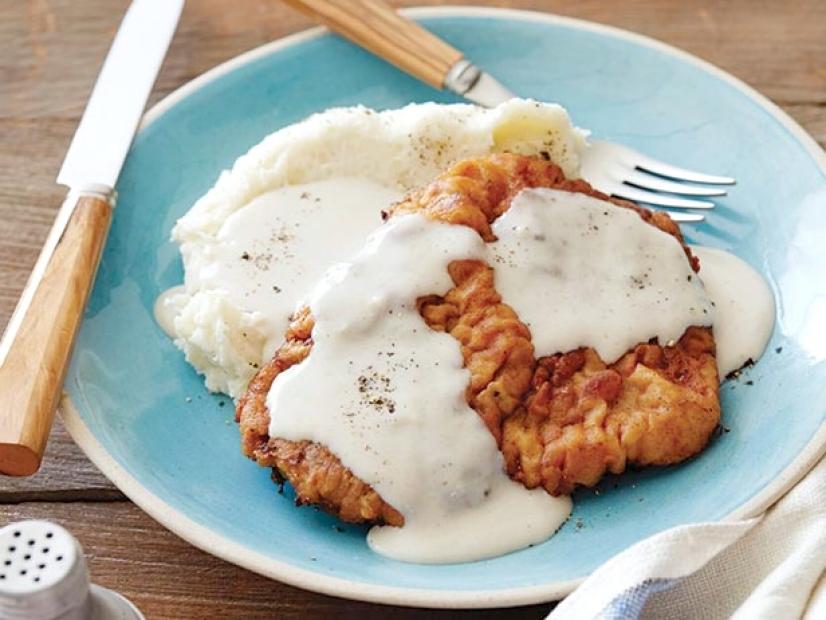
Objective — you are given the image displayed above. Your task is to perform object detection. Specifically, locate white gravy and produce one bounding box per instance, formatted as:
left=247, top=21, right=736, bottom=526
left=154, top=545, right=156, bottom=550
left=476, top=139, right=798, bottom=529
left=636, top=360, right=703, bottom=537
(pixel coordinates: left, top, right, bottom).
left=153, top=285, right=186, bottom=338
left=158, top=174, right=774, bottom=564
left=266, top=214, right=572, bottom=564
left=490, top=189, right=714, bottom=362
left=693, top=246, right=775, bottom=377
left=160, top=177, right=400, bottom=341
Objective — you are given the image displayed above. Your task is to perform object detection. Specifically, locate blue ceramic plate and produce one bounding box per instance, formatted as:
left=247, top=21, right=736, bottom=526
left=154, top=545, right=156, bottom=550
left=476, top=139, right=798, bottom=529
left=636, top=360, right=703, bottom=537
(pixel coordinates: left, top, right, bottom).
left=62, top=7, right=826, bottom=608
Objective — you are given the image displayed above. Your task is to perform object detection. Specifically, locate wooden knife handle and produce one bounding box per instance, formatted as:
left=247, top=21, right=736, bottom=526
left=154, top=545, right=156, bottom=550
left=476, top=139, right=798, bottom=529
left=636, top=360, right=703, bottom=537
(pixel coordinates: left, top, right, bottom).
left=0, top=193, right=113, bottom=476
left=283, top=0, right=463, bottom=89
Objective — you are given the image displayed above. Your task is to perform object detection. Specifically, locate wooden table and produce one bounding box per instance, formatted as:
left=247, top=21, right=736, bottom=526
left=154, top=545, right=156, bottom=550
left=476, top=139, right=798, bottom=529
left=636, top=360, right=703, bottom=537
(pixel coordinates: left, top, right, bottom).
left=1, top=1, right=824, bottom=617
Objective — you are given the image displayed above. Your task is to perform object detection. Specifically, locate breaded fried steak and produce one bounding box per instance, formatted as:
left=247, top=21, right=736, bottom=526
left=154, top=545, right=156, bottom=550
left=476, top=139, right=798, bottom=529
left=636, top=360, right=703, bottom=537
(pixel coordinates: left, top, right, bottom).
left=236, top=153, right=720, bottom=524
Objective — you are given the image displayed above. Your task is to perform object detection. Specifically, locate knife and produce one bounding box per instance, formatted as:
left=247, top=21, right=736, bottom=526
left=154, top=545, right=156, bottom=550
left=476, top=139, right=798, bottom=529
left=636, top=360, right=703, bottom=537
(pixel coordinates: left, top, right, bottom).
left=281, top=0, right=512, bottom=107
left=0, top=0, right=184, bottom=476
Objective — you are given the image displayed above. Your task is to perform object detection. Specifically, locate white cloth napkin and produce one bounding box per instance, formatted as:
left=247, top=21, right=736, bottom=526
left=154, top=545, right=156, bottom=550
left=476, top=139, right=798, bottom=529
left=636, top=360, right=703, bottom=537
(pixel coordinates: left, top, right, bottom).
left=548, top=454, right=826, bottom=619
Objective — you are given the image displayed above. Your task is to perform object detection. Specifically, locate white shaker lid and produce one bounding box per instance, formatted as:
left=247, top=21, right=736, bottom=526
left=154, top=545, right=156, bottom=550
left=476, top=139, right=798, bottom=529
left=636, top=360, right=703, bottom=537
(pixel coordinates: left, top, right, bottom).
left=0, top=520, right=143, bottom=620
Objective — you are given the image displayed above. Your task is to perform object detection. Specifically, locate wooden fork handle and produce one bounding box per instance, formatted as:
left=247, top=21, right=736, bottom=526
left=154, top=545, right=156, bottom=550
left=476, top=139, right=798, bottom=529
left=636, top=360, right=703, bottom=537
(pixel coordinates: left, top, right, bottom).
left=283, top=0, right=463, bottom=89
left=0, top=191, right=113, bottom=476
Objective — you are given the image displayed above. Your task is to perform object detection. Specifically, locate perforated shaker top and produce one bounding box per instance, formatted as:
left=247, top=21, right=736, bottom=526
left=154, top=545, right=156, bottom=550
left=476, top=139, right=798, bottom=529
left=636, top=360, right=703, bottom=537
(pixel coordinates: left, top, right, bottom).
left=0, top=520, right=89, bottom=619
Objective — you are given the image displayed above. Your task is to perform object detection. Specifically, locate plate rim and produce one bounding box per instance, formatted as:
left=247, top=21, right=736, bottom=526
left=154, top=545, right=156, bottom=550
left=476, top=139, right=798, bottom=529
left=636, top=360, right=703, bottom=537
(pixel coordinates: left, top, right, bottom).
left=60, top=5, right=826, bottom=609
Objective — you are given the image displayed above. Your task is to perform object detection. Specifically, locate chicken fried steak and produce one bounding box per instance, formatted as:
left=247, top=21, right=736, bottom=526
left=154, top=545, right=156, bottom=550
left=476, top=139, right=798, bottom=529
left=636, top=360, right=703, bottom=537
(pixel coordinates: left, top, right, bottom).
left=236, top=153, right=720, bottom=524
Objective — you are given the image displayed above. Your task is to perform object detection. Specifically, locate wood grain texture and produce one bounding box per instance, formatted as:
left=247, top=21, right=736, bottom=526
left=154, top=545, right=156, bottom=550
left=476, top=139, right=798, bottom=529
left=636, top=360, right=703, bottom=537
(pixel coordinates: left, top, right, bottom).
left=0, top=502, right=553, bottom=620
left=0, top=0, right=823, bottom=617
left=0, top=194, right=112, bottom=475
left=0, top=418, right=119, bottom=503
left=284, top=0, right=463, bottom=87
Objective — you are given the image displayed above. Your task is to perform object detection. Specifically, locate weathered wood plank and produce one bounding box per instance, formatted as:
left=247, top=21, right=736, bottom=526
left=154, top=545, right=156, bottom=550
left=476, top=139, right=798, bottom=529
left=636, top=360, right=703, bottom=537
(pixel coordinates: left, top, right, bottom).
left=0, top=418, right=119, bottom=502
left=0, top=502, right=552, bottom=619
left=1, top=1, right=824, bottom=122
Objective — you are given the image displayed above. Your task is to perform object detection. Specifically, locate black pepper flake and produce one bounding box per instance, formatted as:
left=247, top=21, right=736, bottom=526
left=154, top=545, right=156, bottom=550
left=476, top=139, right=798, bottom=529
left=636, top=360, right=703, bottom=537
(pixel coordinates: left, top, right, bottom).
left=712, top=423, right=732, bottom=439
left=272, top=285, right=282, bottom=293
left=775, top=346, right=783, bottom=354
left=353, top=370, right=397, bottom=415
left=241, top=252, right=251, bottom=260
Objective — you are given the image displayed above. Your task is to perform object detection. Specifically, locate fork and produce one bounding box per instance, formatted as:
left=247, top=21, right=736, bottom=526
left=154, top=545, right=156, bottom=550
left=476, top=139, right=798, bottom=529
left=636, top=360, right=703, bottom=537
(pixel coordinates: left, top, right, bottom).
left=283, top=0, right=735, bottom=222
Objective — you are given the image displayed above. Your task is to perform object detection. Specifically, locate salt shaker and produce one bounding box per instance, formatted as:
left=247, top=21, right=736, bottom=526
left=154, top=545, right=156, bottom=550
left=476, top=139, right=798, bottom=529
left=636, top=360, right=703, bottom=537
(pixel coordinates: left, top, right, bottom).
left=0, top=520, right=143, bottom=619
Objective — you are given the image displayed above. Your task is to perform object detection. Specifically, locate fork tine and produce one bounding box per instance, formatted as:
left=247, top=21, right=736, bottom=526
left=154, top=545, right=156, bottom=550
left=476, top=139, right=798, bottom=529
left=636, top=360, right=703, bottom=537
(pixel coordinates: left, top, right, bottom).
left=612, top=186, right=716, bottom=209
left=666, top=211, right=705, bottom=223
left=623, top=170, right=727, bottom=197
left=632, top=153, right=735, bottom=185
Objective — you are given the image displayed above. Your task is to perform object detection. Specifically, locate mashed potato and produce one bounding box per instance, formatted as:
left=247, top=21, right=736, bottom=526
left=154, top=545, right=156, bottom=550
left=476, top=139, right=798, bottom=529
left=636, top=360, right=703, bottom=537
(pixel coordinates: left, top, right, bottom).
left=163, top=99, right=587, bottom=397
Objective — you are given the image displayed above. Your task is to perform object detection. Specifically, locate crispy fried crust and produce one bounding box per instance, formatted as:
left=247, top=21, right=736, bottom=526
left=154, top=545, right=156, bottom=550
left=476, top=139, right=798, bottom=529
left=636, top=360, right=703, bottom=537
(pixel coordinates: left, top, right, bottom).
left=237, top=307, right=404, bottom=526
left=237, top=153, right=719, bottom=524
left=501, top=327, right=718, bottom=495
left=390, top=154, right=699, bottom=270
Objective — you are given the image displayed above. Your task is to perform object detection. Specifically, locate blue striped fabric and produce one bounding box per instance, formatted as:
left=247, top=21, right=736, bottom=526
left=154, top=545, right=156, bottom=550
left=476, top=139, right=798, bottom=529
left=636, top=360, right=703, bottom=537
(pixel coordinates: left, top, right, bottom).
left=599, top=578, right=680, bottom=619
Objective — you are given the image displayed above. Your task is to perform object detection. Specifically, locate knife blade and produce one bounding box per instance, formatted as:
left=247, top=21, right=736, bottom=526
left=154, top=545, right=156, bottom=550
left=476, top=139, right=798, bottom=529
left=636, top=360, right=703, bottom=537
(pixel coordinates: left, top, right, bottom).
left=58, top=0, right=184, bottom=190
left=0, top=0, right=183, bottom=476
